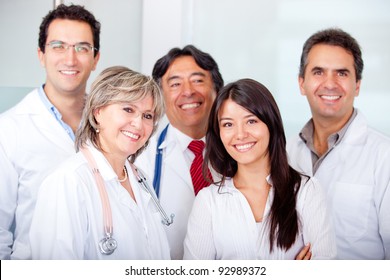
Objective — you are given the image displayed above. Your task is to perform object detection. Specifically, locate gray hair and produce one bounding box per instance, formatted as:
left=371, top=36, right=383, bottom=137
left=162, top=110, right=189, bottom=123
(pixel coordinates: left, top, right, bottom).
left=75, top=65, right=165, bottom=163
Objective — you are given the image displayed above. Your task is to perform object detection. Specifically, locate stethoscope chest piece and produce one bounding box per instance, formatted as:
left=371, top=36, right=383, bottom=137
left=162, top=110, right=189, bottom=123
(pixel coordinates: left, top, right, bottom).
left=99, top=236, right=117, bottom=255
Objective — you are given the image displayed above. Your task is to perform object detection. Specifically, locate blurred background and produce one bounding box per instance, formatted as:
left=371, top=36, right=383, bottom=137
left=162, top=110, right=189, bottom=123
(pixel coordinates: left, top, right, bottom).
left=1, top=0, right=389, bottom=137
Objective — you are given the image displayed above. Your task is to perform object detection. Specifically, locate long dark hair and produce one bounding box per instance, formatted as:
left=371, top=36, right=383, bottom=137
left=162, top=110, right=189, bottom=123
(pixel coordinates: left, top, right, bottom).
left=205, top=78, right=303, bottom=251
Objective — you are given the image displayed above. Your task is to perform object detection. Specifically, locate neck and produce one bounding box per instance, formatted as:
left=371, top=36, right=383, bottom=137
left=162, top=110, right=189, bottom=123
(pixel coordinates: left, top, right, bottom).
left=44, top=86, right=85, bottom=133
left=312, top=109, right=353, bottom=156
left=172, top=123, right=207, bottom=140
left=100, top=149, right=128, bottom=180
left=234, top=160, right=270, bottom=190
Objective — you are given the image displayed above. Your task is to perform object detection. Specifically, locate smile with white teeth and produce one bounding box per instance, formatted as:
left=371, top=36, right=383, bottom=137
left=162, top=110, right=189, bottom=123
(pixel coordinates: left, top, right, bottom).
left=180, top=102, right=200, bottom=110
left=60, top=70, right=78, bottom=75
left=122, top=130, right=140, bottom=140
left=320, top=95, right=341, bottom=100
left=235, top=143, right=255, bottom=151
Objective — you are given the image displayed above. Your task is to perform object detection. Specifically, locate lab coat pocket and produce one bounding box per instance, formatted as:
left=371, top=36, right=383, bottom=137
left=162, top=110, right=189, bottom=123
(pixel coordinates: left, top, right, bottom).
left=331, top=182, right=372, bottom=240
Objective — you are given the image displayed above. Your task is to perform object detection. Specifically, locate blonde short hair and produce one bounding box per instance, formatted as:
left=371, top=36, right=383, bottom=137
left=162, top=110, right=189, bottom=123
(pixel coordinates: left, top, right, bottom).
left=75, top=66, right=164, bottom=162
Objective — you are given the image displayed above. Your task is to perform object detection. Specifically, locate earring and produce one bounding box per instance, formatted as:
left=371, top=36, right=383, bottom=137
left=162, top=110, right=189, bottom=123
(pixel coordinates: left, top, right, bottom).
left=96, top=128, right=100, bottom=133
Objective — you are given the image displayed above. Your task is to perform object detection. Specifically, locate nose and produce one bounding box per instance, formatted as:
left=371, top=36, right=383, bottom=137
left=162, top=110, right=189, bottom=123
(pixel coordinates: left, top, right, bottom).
left=130, top=112, right=143, bottom=129
left=182, top=80, right=194, bottom=97
left=323, top=73, right=338, bottom=90
left=63, top=47, right=77, bottom=66
left=235, top=123, right=248, bottom=140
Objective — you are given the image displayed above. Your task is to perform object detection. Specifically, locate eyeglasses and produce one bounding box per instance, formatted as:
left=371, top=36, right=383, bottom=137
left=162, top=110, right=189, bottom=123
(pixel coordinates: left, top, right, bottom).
left=46, top=41, right=97, bottom=54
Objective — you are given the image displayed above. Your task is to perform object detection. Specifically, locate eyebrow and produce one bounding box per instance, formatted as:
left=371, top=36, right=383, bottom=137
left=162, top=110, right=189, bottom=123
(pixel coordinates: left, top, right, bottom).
left=48, top=40, right=93, bottom=45
left=122, top=103, right=154, bottom=113
left=219, top=114, right=255, bottom=121
left=311, top=66, right=351, bottom=73
left=166, top=71, right=207, bottom=82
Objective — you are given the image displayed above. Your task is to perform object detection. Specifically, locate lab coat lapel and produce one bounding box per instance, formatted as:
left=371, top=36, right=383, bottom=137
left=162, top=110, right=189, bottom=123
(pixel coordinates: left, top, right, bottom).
left=163, top=137, right=193, bottom=192
left=296, top=147, right=314, bottom=176
left=316, top=111, right=368, bottom=182
left=16, top=89, right=74, bottom=152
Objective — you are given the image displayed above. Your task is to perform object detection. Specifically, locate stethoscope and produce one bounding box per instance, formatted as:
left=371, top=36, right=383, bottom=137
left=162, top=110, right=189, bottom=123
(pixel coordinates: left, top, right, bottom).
left=81, top=147, right=174, bottom=255
left=153, top=124, right=169, bottom=197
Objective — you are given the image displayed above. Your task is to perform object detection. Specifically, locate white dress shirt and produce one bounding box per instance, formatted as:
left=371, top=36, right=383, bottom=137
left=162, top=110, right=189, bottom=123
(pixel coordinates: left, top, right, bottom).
left=29, top=145, right=170, bottom=260
left=184, top=177, right=337, bottom=259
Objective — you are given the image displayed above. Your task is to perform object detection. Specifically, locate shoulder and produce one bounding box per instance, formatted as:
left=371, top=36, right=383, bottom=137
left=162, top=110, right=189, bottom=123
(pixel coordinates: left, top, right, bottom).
left=0, top=89, right=42, bottom=128
left=286, top=134, right=306, bottom=153
left=41, top=152, right=89, bottom=190
left=0, top=89, right=39, bottom=116
left=348, top=112, right=390, bottom=156
left=366, top=127, right=390, bottom=150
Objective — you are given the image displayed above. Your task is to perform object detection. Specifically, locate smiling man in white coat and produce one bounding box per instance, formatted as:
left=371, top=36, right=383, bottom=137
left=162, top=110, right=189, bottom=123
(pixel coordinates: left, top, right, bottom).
left=136, top=45, right=224, bottom=259
left=0, top=4, right=100, bottom=259
left=287, top=28, right=390, bottom=259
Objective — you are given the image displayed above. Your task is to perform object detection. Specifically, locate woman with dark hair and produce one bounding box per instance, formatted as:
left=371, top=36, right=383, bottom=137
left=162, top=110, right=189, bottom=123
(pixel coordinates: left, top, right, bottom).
left=183, top=78, right=336, bottom=259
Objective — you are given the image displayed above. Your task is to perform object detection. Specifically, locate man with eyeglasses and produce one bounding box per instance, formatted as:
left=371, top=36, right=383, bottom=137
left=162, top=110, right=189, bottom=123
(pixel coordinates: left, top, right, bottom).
left=0, top=4, right=100, bottom=259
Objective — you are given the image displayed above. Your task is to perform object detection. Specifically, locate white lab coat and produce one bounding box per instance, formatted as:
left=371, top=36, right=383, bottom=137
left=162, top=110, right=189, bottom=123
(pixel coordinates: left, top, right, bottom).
left=136, top=124, right=218, bottom=259
left=29, top=145, right=171, bottom=260
left=0, top=88, right=75, bottom=259
left=287, top=110, right=390, bottom=259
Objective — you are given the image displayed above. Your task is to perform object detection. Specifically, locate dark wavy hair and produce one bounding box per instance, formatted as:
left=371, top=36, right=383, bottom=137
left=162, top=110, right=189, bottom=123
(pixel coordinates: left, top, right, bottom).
left=299, top=28, right=363, bottom=81
left=205, top=78, right=304, bottom=251
left=152, top=45, right=224, bottom=94
left=38, top=4, right=101, bottom=57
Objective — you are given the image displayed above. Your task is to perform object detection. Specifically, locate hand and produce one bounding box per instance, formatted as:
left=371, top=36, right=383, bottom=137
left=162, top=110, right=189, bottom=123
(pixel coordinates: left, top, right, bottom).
left=295, top=243, right=311, bottom=260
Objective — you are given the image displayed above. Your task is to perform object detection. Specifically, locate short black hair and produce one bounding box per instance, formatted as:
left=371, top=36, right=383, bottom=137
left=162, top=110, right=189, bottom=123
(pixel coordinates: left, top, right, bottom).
left=38, top=4, right=101, bottom=57
left=152, top=45, right=224, bottom=93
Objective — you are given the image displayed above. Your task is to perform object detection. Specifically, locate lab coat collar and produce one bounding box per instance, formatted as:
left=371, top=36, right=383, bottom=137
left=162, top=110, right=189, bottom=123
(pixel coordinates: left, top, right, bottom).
left=84, top=144, right=156, bottom=213
left=11, top=88, right=74, bottom=150
left=85, top=144, right=118, bottom=181
left=342, top=109, right=368, bottom=146
left=14, top=88, right=50, bottom=116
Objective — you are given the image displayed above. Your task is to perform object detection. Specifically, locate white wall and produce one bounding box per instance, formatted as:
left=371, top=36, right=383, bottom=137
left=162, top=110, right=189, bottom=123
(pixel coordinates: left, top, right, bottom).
left=1, top=0, right=389, bottom=137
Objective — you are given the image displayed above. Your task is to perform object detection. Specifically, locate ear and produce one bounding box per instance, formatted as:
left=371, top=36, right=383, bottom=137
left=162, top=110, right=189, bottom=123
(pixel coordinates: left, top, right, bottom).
left=298, top=76, right=306, bottom=96
left=92, top=51, right=100, bottom=71
left=93, top=107, right=102, bottom=124
left=38, top=48, right=45, bottom=68
left=355, top=80, right=361, bottom=97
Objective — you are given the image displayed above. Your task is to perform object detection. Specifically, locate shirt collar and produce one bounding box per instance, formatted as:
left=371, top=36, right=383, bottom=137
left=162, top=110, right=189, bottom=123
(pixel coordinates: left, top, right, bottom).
left=38, top=84, right=60, bottom=118
left=38, top=84, right=76, bottom=141
left=299, top=108, right=357, bottom=151
left=169, top=125, right=206, bottom=152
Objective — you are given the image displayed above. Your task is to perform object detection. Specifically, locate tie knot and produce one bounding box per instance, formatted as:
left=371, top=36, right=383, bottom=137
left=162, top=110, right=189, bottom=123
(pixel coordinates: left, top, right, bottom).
left=188, top=140, right=205, bottom=156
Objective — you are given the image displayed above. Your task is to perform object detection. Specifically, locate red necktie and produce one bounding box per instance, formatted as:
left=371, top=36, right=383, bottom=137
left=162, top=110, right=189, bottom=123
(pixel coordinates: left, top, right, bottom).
left=188, top=140, right=212, bottom=195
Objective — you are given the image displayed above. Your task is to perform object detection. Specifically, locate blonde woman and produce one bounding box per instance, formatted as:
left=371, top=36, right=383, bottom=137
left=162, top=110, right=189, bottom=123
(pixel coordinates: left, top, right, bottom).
left=30, top=66, right=170, bottom=259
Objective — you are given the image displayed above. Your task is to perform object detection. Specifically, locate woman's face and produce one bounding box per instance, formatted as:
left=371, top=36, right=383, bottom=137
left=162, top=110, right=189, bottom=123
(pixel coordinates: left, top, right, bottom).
left=94, top=95, right=155, bottom=161
left=218, top=98, right=270, bottom=169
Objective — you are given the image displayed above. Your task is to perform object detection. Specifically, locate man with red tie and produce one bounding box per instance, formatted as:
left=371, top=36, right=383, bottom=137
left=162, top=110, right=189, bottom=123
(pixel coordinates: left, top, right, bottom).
left=136, top=45, right=223, bottom=259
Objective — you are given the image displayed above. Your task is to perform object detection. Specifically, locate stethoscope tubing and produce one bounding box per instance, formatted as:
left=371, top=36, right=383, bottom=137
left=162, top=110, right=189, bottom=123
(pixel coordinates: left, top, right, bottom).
left=81, top=146, right=174, bottom=255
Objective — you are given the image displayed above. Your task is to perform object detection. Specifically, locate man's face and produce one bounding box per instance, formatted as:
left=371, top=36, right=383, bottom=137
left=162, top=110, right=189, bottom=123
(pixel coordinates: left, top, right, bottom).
left=299, top=44, right=360, bottom=125
left=38, top=19, right=100, bottom=98
left=161, top=56, right=216, bottom=139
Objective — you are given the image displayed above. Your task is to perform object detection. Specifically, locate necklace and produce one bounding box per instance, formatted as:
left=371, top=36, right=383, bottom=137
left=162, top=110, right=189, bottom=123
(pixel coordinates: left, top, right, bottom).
left=118, top=166, right=128, bottom=183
